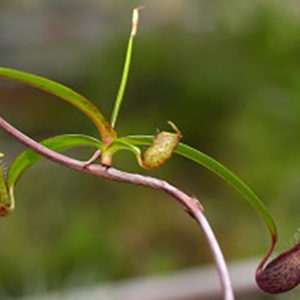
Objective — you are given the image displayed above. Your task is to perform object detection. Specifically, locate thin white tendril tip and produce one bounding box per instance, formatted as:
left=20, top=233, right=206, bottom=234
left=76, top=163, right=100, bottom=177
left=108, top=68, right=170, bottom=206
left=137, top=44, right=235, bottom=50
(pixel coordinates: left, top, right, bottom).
left=131, top=6, right=144, bottom=36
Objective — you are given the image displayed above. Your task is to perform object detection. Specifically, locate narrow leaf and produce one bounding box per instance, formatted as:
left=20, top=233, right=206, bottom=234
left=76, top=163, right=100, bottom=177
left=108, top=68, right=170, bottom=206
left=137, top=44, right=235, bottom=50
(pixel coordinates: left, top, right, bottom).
left=121, top=135, right=278, bottom=240
left=7, top=134, right=102, bottom=189
left=0, top=67, right=116, bottom=144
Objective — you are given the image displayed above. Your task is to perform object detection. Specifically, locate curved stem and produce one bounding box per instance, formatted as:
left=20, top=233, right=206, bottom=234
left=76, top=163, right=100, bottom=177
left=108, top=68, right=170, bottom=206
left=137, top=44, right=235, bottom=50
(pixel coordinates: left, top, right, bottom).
left=194, top=211, right=234, bottom=300
left=256, top=235, right=277, bottom=276
left=0, top=115, right=234, bottom=299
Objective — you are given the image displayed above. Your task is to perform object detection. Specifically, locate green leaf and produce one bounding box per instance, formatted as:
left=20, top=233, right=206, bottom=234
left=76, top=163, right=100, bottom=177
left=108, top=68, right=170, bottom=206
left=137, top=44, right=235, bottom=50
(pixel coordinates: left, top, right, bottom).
left=7, top=134, right=102, bottom=189
left=121, top=135, right=278, bottom=240
left=0, top=67, right=116, bottom=144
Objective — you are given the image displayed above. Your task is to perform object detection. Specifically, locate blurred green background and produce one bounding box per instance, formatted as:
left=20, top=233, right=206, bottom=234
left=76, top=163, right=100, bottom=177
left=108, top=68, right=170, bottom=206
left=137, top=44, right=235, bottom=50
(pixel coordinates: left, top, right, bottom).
left=0, top=0, right=300, bottom=299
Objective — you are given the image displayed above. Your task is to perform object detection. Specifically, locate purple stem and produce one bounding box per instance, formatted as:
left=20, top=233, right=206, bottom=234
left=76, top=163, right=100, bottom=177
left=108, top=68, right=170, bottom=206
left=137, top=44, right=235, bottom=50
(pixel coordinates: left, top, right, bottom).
left=0, top=115, right=234, bottom=300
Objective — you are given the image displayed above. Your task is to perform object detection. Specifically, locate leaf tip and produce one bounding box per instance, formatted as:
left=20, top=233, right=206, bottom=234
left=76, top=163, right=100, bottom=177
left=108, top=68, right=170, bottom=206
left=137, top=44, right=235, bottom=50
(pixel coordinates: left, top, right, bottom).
left=131, top=6, right=144, bottom=36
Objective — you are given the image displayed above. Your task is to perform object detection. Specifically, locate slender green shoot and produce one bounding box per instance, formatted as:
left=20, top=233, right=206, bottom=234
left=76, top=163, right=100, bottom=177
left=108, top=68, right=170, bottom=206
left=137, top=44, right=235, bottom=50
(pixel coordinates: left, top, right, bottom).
left=110, top=7, right=141, bottom=128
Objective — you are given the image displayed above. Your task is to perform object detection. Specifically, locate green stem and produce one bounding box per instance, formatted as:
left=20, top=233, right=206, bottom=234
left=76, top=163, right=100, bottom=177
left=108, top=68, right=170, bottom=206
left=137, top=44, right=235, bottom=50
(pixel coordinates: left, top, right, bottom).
left=110, top=8, right=140, bottom=128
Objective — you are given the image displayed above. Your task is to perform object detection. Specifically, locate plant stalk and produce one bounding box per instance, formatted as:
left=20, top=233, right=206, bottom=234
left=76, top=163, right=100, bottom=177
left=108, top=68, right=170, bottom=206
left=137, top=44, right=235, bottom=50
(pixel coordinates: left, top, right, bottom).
left=0, top=115, right=234, bottom=299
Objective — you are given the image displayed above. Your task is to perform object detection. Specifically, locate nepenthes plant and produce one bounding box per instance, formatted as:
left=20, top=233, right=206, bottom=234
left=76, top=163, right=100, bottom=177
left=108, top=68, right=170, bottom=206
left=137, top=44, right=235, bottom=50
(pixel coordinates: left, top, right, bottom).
left=0, top=7, right=299, bottom=298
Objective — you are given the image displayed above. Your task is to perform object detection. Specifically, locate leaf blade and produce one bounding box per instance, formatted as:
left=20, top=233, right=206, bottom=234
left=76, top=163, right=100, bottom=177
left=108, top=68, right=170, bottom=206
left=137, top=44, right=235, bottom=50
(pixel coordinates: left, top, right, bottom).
left=0, top=67, right=116, bottom=143
left=7, top=134, right=102, bottom=189
left=121, top=135, right=277, bottom=239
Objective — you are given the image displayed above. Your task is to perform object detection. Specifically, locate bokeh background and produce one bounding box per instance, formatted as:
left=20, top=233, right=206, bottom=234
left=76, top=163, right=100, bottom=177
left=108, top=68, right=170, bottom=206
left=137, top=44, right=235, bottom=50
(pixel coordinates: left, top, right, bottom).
left=0, top=0, right=300, bottom=299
